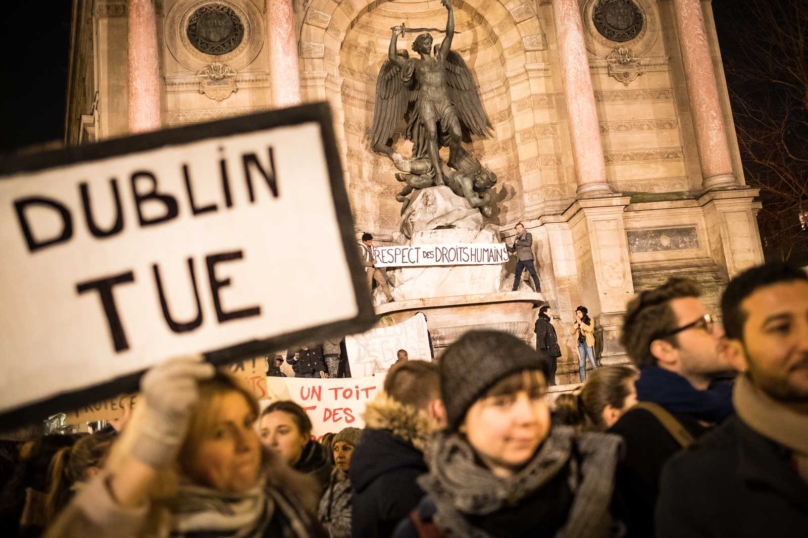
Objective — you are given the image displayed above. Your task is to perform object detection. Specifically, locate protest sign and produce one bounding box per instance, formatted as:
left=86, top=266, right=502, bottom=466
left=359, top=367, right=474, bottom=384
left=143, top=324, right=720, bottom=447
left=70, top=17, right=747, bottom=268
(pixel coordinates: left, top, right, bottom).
left=0, top=104, right=374, bottom=428
left=264, top=375, right=382, bottom=436
left=63, top=357, right=268, bottom=426
left=344, top=313, right=432, bottom=377
left=372, top=243, right=508, bottom=268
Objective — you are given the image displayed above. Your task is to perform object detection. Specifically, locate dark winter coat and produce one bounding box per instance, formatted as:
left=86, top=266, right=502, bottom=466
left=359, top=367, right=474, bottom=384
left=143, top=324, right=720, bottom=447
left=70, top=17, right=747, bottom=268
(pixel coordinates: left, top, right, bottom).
left=295, top=440, right=333, bottom=497
left=656, top=416, right=808, bottom=538
left=287, top=347, right=327, bottom=376
left=608, top=403, right=711, bottom=538
left=350, top=395, right=432, bottom=538
left=534, top=315, right=559, bottom=355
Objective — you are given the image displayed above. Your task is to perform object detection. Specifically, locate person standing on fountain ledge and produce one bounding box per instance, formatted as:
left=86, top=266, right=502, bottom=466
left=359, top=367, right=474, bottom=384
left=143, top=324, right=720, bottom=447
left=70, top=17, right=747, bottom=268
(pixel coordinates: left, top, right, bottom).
left=508, top=223, right=541, bottom=293
left=359, top=233, right=394, bottom=303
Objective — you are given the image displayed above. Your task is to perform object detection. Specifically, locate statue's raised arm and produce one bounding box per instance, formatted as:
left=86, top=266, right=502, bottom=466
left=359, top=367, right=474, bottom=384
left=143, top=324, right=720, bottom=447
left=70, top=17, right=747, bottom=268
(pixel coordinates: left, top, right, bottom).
left=439, top=0, right=454, bottom=60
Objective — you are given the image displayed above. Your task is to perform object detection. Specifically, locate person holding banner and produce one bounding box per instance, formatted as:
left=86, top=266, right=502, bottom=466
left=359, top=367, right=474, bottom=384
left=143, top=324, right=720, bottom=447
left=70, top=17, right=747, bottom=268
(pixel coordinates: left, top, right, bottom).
left=507, top=223, right=541, bottom=293
left=359, top=233, right=394, bottom=303
left=45, top=357, right=324, bottom=538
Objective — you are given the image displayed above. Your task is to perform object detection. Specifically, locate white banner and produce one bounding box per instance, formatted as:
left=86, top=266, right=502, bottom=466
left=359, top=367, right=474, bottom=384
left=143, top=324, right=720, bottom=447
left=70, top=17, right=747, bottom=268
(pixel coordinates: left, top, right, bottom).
left=0, top=105, right=374, bottom=426
left=372, top=243, right=508, bottom=268
left=345, top=312, right=432, bottom=377
left=264, top=376, right=383, bottom=437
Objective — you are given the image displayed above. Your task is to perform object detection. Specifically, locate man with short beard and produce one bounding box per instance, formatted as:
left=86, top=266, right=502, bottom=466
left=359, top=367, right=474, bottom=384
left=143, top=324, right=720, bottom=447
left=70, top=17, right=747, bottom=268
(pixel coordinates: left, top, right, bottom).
left=656, top=263, right=808, bottom=537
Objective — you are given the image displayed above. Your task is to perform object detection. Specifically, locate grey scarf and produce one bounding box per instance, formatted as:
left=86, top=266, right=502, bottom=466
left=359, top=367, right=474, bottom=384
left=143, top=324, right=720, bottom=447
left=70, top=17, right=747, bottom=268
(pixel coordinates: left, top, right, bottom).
left=167, top=481, right=313, bottom=538
left=418, top=427, right=623, bottom=538
left=735, top=374, right=808, bottom=482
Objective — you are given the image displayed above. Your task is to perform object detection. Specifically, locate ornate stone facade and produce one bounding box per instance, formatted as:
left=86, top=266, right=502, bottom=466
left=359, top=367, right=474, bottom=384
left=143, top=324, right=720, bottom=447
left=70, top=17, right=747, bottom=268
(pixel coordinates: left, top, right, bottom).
left=66, top=0, right=764, bottom=368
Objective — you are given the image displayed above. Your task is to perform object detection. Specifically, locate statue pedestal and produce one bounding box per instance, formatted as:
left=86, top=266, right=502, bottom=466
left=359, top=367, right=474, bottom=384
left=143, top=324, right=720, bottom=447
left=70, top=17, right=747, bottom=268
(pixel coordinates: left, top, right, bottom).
left=375, top=292, right=543, bottom=356
left=369, top=186, right=545, bottom=354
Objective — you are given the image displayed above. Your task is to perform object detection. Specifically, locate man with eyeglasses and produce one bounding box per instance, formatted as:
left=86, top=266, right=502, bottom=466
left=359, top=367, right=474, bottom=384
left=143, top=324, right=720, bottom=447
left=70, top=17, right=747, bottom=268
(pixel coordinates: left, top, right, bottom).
left=609, top=277, right=737, bottom=538
left=656, top=264, right=808, bottom=537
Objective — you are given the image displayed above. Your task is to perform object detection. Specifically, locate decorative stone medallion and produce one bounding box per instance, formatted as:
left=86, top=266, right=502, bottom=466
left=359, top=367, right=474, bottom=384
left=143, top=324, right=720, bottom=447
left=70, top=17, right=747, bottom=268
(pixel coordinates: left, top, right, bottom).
left=186, top=4, right=244, bottom=55
left=166, top=0, right=263, bottom=72
left=607, top=47, right=644, bottom=85
left=198, top=63, right=238, bottom=101
left=593, top=0, right=644, bottom=43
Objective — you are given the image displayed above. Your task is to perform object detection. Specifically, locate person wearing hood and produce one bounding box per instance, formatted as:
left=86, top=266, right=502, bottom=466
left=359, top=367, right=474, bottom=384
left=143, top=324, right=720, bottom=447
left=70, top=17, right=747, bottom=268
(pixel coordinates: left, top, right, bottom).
left=45, top=357, right=324, bottom=538
left=394, top=330, right=623, bottom=538
left=350, top=361, right=445, bottom=538
left=318, top=427, right=362, bottom=538
left=259, top=401, right=332, bottom=496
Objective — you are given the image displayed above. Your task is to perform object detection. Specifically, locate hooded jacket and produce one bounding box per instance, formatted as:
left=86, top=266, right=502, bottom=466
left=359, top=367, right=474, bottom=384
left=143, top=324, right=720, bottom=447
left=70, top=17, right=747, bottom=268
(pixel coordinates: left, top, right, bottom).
left=295, top=440, right=333, bottom=497
left=350, top=395, right=433, bottom=538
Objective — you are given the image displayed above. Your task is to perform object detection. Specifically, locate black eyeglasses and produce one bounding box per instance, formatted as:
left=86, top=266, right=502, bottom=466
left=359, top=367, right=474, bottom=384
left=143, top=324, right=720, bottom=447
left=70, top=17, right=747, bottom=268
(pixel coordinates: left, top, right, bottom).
left=657, top=314, right=715, bottom=339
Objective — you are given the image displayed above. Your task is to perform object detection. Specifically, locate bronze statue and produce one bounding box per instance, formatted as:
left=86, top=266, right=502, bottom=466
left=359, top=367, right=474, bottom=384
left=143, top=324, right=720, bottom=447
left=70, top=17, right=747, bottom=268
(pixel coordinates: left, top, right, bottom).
left=369, top=0, right=497, bottom=215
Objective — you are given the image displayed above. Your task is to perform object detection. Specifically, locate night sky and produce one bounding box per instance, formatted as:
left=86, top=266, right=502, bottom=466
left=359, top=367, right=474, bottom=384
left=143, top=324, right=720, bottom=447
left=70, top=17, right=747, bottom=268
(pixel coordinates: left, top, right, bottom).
left=0, top=1, right=754, bottom=153
left=0, top=1, right=73, bottom=153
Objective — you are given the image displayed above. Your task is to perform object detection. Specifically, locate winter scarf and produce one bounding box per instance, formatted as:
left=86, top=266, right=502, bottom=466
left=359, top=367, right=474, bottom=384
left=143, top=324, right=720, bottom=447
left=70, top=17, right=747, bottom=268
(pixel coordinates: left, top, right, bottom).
left=635, top=366, right=734, bottom=425
left=734, top=374, right=808, bottom=483
left=417, top=427, right=623, bottom=538
left=317, top=468, right=352, bottom=538
left=167, top=481, right=313, bottom=538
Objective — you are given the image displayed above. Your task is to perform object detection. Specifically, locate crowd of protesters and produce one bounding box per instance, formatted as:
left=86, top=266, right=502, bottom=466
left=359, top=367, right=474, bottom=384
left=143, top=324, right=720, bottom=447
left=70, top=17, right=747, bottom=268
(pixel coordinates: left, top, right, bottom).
left=0, top=261, right=806, bottom=537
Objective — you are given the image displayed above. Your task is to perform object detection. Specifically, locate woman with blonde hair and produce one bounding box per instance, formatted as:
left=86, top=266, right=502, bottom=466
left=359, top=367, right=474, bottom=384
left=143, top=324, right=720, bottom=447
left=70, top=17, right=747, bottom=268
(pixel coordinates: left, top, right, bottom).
left=46, top=356, right=324, bottom=538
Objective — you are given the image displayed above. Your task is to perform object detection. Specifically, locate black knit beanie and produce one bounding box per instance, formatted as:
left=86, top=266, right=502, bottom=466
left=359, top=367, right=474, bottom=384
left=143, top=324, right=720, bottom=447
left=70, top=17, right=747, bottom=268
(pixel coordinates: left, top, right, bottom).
left=440, top=330, right=550, bottom=432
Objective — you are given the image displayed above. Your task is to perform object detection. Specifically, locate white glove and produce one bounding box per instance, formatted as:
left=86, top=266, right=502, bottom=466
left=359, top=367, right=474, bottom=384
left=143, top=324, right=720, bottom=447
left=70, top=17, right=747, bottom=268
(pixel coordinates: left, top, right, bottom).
left=130, top=355, right=215, bottom=469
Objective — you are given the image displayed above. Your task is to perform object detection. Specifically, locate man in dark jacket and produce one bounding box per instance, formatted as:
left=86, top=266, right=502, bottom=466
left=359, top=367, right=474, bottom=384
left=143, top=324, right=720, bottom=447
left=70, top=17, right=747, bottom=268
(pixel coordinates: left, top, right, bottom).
left=286, top=345, right=328, bottom=378
left=350, top=361, right=445, bottom=538
left=656, top=263, right=808, bottom=537
left=534, top=305, right=560, bottom=385
left=609, top=277, right=736, bottom=538
left=507, top=222, right=541, bottom=292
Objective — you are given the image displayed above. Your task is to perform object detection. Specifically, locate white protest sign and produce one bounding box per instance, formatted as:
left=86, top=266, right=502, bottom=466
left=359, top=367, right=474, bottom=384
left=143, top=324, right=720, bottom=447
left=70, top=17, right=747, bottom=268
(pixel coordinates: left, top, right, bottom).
left=0, top=104, right=374, bottom=428
left=264, top=376, right=383, bottom=437
left=345, top=313, right=432, bottom=377
left=372, top=243, right=508, bottom=268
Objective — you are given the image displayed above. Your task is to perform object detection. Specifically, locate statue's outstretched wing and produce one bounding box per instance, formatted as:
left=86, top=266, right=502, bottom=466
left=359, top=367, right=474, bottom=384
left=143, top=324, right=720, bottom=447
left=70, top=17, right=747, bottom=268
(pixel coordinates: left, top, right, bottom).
left=369, top=59, right=415, bottom=151
left=444, top=51, right=492, bottom=138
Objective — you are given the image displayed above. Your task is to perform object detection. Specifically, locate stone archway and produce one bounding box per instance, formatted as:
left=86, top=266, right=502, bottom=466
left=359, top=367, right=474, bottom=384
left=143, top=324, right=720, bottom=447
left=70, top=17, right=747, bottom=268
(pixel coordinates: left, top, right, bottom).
left=297, top=0, right=553, bottom=234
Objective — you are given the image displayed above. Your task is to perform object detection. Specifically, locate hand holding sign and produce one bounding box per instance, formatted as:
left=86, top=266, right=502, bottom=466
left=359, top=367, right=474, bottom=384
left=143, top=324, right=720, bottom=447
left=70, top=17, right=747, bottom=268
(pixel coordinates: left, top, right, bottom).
left=131, top=355, right=215, bottom=470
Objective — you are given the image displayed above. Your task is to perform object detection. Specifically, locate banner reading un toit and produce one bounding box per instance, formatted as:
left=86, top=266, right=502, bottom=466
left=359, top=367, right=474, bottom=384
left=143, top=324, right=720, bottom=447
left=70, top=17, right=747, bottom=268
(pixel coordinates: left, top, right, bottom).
left=0, top=104, right=375, bottom=428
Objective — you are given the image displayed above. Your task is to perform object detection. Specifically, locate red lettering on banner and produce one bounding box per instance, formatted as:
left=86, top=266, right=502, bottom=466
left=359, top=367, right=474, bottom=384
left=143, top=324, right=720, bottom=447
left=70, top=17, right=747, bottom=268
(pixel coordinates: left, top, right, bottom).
left=301, top=385, right=322, bottom=401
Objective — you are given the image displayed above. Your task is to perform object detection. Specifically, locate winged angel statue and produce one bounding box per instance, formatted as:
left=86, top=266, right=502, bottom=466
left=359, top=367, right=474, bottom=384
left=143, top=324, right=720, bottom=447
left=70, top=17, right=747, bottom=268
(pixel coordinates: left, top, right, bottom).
left=369, top=0, right=498, bottom=216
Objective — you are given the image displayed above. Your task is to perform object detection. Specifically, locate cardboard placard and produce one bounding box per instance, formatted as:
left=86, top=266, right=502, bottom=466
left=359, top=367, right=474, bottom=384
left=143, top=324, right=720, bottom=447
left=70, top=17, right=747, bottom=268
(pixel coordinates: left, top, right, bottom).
left=63, top=358, right=268, bottom=425
left=264, top=375, right=383, bottom=436
left=0, top=104, right=374, bottom=428
left=344, top=313, right=432, bottom=377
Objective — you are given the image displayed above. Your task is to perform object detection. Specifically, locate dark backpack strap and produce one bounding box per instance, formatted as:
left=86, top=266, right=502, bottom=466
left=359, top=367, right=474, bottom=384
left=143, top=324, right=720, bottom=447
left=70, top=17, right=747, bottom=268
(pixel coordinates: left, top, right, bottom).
left=633, top=402, right=695, bottom=448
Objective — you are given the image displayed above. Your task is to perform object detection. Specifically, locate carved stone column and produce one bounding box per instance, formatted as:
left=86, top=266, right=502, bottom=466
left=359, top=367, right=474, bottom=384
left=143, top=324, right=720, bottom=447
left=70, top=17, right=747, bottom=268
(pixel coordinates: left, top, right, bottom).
left=553, top=0, right=612, bottom=198
left=673, top=0, right=737, bottom=190
left=128, top=0, right=162, bottom=133
left=267, top=0, right=301, bottom=107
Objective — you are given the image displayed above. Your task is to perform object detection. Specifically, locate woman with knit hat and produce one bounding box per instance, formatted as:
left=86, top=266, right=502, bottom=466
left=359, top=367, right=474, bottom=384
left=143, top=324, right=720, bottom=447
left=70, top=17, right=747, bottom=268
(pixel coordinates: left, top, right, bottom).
left=394, top=330, right=624, bottom=538
left=318, top=427, right=361, bottom=538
